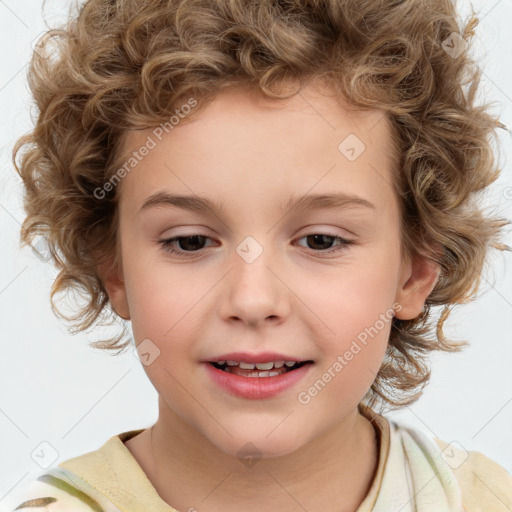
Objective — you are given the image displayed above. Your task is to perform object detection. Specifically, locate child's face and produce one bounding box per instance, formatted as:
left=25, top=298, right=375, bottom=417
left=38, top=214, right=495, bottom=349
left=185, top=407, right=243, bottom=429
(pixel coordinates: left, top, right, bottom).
left=105, top=82, right=438, bottom=458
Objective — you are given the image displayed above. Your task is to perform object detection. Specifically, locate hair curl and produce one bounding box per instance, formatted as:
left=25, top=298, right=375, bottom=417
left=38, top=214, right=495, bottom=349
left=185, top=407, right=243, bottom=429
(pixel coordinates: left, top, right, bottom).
left=13, top=0, right=511, bottom=412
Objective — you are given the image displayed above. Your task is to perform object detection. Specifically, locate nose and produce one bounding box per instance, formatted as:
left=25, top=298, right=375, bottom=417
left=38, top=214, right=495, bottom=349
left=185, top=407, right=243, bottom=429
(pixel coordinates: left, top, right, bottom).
left=218, top=243, right=290, bottom=328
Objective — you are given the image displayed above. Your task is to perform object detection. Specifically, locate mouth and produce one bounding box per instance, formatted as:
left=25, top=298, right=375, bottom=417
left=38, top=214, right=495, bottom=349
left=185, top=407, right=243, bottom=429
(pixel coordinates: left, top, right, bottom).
left=204, top=357, right=314, bottom=399
left=208, top=360, right=313, bottom=378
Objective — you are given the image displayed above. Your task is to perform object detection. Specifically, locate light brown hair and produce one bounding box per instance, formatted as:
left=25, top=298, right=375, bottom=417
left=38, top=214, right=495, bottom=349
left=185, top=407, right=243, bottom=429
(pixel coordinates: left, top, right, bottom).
left=13, top=0, right=511, bottom=411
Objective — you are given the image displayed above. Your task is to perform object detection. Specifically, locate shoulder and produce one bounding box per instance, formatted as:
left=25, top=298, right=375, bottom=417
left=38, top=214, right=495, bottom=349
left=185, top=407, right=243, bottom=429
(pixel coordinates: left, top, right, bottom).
left=1, top=430, right=145, bottom=512
left=0, top=470, right=107, bottom=511
left=433, top=437, right=512, bottom=512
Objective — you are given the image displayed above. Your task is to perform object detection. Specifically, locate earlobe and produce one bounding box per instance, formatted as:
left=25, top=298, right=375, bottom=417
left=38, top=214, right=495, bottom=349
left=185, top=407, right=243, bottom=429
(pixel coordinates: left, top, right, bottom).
left=97, top=260, right=131, bottom=320
left=394, top=252, right=441, bottom=321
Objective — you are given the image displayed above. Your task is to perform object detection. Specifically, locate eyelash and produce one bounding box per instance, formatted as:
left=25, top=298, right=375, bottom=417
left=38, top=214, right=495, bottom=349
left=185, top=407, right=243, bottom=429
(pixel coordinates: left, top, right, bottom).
left=158, top=233, right=355, bottom=258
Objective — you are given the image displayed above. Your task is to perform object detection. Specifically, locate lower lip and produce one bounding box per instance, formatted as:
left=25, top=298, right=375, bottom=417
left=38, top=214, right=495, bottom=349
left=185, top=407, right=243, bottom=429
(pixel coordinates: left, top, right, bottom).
left=203, top=362, right=313, bottom=400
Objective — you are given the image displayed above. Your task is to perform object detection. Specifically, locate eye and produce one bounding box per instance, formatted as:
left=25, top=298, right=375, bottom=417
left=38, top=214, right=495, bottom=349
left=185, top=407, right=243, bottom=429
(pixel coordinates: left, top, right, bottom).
left=294, top=234, right=354, bottom=255
left=158, top=232, right=355, bottom=257
left=159, top=235, right=215, bottom=256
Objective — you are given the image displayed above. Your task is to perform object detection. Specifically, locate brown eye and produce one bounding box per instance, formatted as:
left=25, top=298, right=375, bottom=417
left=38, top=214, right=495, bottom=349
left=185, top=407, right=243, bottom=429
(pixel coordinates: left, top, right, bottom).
left=159, top=235, right=215, bottom=255
left=295, top=233, right=354, bottom=254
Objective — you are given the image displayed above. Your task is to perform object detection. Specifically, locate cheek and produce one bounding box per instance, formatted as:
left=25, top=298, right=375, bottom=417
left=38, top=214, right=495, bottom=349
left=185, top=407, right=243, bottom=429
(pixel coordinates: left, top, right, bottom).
left=303, top=256, right=397, bottom=385
left=125, top=263, right=211, bottom=379
left=122, top=244, right=194, bottom=339
left=303, top=283, right=393, bottom=410
left=307, top=256, right=398, bottom=333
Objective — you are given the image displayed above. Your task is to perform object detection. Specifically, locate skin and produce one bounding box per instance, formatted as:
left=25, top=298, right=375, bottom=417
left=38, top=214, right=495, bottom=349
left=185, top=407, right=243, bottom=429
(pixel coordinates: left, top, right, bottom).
left=100, top=79, right=440, bottom=512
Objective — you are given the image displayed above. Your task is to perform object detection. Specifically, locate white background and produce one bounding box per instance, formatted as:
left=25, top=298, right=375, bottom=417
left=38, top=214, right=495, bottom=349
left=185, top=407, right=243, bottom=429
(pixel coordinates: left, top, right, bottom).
left=1, top=0, right=511, bottom=507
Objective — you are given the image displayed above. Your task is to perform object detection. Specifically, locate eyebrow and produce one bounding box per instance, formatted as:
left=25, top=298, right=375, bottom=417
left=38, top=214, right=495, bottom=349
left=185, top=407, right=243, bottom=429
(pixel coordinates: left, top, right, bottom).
left=138, top=191, right=376, bottom=215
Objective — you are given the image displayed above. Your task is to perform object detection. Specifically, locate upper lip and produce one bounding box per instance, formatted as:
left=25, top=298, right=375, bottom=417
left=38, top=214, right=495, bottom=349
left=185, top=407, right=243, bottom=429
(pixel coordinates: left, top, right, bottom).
left=203, top=352, right=312, bottom=363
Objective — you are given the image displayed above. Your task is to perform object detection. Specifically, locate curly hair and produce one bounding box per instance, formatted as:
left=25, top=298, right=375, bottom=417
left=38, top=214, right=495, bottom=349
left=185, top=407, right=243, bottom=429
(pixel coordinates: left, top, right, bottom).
left=13, top=0, right=511, bottom=412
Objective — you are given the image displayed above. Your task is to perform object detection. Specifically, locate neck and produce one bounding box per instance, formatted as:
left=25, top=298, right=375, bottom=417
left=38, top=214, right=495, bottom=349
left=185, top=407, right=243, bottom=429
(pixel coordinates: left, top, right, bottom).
left=126, top=402, right=380, bottom=512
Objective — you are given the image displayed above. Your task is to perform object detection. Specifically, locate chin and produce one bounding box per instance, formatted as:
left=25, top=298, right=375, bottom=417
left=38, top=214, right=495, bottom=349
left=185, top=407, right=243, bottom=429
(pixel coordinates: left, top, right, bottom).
left=207, top=426, right=309, bottom=461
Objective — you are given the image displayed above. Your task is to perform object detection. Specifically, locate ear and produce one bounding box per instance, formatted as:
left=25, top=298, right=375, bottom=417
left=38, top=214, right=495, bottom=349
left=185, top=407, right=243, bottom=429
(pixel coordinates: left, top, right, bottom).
left=394, top=247, right=442, bottom=320
left=97, top=258, right=131, bottom=320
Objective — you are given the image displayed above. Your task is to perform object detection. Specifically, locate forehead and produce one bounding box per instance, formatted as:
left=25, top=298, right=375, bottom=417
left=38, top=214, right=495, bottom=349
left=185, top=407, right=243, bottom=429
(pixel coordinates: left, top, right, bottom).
left=116, top=82, right=398, bottom=220
left=122, top=82, right=393, bottom=153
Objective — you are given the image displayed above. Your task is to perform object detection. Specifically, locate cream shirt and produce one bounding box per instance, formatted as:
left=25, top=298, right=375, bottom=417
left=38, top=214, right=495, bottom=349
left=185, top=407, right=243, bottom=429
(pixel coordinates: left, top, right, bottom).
left=3, top=405, right=512, bottom=511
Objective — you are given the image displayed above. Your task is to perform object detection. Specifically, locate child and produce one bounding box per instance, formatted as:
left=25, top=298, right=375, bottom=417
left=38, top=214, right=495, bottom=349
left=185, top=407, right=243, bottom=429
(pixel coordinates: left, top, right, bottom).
left=6, top=0, right=512, bottom=510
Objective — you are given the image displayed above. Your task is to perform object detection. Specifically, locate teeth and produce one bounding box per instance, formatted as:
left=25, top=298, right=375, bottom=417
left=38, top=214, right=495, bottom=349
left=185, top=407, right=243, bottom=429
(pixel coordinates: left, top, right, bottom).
left=217, top=361, right=295, bottom=370
left=224, top=367, right=287, bottom=377
left=215, top=360, right=300, bottom=370
left=259, top=371, right=280, bottom=377
left=255, top=362, right=274, bottom=370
